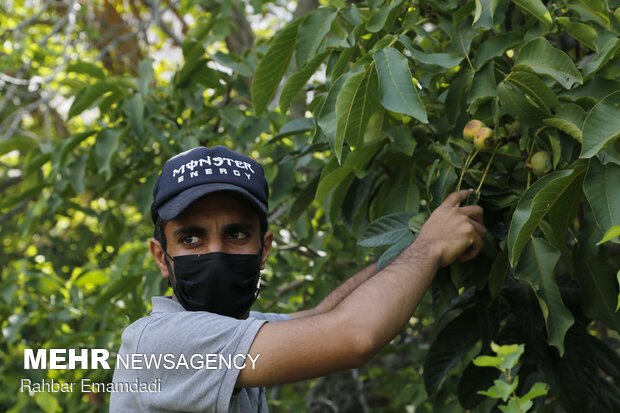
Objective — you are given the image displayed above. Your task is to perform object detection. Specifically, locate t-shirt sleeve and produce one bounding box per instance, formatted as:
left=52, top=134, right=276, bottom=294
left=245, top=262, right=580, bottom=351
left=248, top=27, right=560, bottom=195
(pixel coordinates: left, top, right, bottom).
left=124, top=311, right=267, bottom=412
left=249, top=311, right=292, bottom=323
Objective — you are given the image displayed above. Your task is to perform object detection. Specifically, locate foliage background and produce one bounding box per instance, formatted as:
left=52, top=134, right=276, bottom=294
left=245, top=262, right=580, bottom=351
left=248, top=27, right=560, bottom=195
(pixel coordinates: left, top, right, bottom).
left=1, top=0, right=619, bottom=412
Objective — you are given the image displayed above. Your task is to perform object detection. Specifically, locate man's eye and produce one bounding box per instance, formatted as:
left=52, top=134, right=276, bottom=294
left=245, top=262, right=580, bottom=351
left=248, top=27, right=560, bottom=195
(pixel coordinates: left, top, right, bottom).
left=230, top=231, right=248, bottom=240
left=181, top=235, right=200, bottom=245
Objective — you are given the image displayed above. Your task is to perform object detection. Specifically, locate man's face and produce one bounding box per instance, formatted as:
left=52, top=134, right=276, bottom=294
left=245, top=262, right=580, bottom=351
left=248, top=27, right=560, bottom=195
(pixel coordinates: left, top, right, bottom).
left=150, top=192, right=272, bottom=280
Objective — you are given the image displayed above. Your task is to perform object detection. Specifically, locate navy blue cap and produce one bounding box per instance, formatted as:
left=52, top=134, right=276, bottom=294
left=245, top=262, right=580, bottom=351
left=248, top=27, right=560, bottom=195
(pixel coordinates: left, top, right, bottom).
left=151, top=146, right=269, bottom=223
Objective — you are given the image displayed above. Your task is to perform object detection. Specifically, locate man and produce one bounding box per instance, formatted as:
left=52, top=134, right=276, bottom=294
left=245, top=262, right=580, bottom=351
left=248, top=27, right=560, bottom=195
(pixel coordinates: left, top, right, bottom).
left=110, top=145, right=485, bottom=412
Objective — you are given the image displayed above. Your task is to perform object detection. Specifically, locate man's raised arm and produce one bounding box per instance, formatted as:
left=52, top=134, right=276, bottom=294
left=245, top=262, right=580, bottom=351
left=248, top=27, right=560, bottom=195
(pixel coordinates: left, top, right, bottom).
left=237, top=190, right=486, bottom=388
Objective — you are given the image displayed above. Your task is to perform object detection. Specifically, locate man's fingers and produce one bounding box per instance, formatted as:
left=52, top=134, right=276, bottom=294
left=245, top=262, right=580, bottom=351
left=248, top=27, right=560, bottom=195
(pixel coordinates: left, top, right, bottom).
left=443, top=190, right=473, bottom=207
left=470, top=219, right=487, bottom=238
left=458, top=232, right=484, bottom=262
left=460, top=205, right=484, bottom=223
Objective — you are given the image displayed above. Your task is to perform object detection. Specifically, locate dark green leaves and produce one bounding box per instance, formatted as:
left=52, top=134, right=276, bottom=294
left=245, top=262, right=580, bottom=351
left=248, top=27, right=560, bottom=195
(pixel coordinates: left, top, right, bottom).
left=584, top=158, right=620, bottom=233
left=373, top=47, right=427, bottom=123
left=507, top=162, right=588, bottom=266
left=516, top=237, right=573, bottom=355
left=252, top=19, right=301, bottom=115
left=335, top=68, right=380, bottom=158
left=580, top=91, right=620, bottom=158
left=358, top=212, right=415, bottom=247
left=68, top=81, right=118, bottom=119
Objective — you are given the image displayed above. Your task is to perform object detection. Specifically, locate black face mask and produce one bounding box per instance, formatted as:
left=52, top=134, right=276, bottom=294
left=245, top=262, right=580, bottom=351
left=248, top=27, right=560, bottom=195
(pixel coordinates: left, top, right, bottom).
left=163, top=249, right=262, bottom=318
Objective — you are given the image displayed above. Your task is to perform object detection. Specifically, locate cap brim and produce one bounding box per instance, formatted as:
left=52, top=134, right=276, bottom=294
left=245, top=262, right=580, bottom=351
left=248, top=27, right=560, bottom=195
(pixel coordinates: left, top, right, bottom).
left=156, top=183, right=267, bottom=221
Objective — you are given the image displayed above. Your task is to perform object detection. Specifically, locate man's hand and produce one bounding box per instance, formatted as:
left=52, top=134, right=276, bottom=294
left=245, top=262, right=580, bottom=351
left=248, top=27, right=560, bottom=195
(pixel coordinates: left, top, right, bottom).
left=415, top=189, right=486, bottom=268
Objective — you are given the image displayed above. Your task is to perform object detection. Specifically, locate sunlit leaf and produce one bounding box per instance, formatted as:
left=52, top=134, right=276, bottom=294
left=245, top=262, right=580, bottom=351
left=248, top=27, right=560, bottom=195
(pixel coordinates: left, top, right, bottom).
left=514, top=37, right=582, bottom=89
left=295, top=8, right=337, bottom=68
left=511, top=0, right=553, bottom=28
left=280, top=51, right=330, bottom=114
left=335, top=67, right=380, bottom=157
left=373, top=47, right=427, bottom=122
left=252, top=19, right=301, bottom=115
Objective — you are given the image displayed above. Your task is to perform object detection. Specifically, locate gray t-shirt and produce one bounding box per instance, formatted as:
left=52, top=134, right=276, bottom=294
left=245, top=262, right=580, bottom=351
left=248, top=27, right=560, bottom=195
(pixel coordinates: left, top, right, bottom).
left=110, top=296, right=291, bottom=412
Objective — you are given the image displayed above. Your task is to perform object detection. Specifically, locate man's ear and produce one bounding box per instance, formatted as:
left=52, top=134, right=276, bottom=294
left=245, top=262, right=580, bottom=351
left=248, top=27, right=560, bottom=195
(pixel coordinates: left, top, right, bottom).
left=150, top=238, right=170, bottom=279
left=260, top=230, right=274, bottom=270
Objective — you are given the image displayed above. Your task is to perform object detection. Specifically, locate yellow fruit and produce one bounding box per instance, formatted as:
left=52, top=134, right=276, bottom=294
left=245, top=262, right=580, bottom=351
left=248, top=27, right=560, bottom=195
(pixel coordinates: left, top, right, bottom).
left=528, top=151, right=551, bottom=176
left=463, top=120, right=485, bottom=142
left=474, top=127, right=496, bottom=152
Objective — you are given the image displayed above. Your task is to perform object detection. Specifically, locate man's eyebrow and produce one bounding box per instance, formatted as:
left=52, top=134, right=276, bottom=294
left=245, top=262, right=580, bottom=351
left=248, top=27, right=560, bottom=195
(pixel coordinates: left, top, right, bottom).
left=172, top=226, right=206, bottom=238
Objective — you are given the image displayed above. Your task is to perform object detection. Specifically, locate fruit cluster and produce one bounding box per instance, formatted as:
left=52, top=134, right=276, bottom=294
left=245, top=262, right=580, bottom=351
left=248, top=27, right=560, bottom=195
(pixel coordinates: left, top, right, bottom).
left=460, top=120, right=552, bottom=191
left=462, top=120, right=496, bottom=152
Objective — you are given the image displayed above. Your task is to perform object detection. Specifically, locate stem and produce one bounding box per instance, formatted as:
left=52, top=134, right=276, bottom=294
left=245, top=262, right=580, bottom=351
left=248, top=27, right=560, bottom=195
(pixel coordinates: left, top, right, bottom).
left=456, top=150, right=478, bottom=191
left=476, top=145, right=499, bottom=193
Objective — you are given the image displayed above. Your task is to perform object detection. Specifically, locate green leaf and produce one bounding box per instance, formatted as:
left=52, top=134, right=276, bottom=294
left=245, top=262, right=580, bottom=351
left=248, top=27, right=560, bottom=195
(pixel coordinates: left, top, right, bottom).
left=598, top=225, right=620, bottom=244
left=581, top=91, right=620, bottom=158
left=315, top=140, right=384, bottom=201
left=566, top=0, right=610, bottom=28
left=68, top=81, right=118, bottom=119
left=473, top=32, right=522, bottom=70
left=75, top=270, right=110, bottom=288
left=288, top=173, right=320, bottom=225
left=373, top=47, right=427, bottom=122
left=367, top=0, right=404, bottom=33
left=507, top=162, right=588, bottom=266
left=583, top=157, right=620, bottom=233
left=520, top=382, right=549, bottom=403
left=582, top=36, right=620, bottom=80
left=123, top=94, right=144, bottom=138
left=34, top=392, right=61, bottom=413
left=280, top=51, right=330, bottom=114
left=252, top=19, right=301, bottom=116
left=66, top=61, right=105, bottom=79
left=468, top=61, right=497, bottom=110
left=93, top=274, right=142, bottom=308
left=506, top=70, right=560, bottom=115
left=94, top=128, right=122, bottom=179
left=546, top=164, right=585, bottom=243
left=0, top=136, right=37, bottom=155
left=516, top=237, right=574, bottom=355
left=424, top=309, right=480, bottom=395
left=295, top=8, right=337, bottom=68
left=557, top=17, right=597, bottom=50
left=397, top=34, right=461, bottom=68
left=212, top=52, right=252, bottom=77
left=543, top=103, right=587, bottom=142
left=473, top=0, right=498, bottom=29
left=497, top=79, right=545, bottom=125
left=452, top=20, right=477, bottom=58
left=358, top=212, right=416, bottom=247
left=377, top=231, right=415, bottom=269
left=511, top=0, right=553, bottom=28
left=335, top=67, right=380, bottom=157
left=137, top=59, right=154, bottom=96
left=272, top=118, right=315, bottom=141
left=489, top=249, right=509, bottom=299
left=330, top=46, right=356, bottom=82
left=182, top=15, right=215, bottom=60
left=574, top=254, right=620, bottom=332
left=514, top=38, right=582, bottom=89
left=473, top=355, right=501, bottom=367
left=317, top=69, right=362, bottom=154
